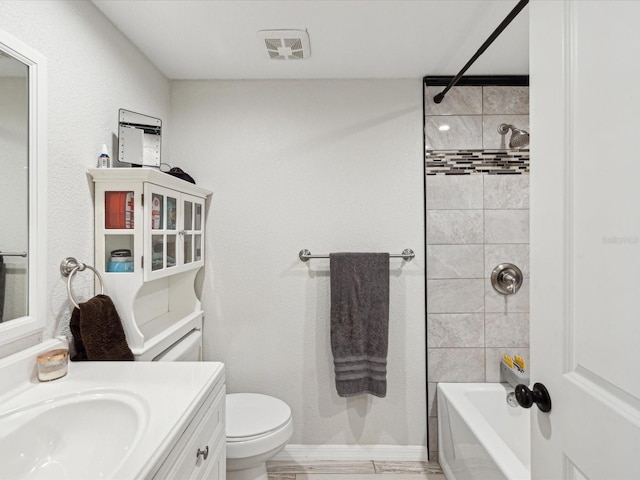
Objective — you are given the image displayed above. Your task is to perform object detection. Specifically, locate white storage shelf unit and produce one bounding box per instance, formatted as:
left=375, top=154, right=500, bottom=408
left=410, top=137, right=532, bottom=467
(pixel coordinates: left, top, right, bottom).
left=89, top=168, right=212, bottom=360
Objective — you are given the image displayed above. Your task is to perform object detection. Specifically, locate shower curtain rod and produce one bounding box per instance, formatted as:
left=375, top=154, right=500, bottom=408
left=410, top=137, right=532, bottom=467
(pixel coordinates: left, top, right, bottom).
left=433, top=0, right=529, bottom=104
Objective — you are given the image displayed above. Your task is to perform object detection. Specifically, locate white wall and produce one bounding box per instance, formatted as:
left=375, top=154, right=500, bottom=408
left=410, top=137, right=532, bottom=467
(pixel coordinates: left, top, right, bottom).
left=0, top=0, right=171, bottom=343
left=171, top=80, right=426, bottom=446
left=0, top=2, right=428, bottom=448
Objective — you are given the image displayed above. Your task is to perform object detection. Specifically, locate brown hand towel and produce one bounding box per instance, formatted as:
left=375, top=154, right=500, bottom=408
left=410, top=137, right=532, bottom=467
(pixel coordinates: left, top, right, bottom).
left=70, top=294, right=134, bottom=361
left=330, top=252, right=390, bottom=397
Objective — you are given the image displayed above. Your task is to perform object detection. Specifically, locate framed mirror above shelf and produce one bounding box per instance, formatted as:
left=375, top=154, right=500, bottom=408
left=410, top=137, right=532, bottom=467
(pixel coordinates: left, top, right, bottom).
left=0, top=28, right=47, bottom=356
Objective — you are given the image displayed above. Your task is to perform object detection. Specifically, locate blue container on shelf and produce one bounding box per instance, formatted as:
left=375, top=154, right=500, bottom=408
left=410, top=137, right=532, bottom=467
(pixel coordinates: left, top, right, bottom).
left=107, top=249, right=134, bottom=272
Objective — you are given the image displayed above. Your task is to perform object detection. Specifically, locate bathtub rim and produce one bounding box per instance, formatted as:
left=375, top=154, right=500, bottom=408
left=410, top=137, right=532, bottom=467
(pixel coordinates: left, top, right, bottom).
left=437, top=382, right=530, bottom=480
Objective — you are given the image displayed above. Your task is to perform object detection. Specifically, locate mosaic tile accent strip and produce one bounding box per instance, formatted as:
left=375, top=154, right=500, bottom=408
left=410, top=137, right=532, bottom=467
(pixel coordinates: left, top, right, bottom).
left=425, top=150, right=529, bottom=175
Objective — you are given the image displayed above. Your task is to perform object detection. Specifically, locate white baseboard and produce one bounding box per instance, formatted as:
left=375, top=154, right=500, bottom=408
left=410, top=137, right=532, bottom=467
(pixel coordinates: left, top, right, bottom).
left=272, top=444, right=430, bottom=462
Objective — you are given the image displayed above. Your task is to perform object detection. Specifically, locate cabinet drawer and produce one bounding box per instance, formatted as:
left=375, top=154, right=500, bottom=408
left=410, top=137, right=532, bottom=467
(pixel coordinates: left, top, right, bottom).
left=153, top=384, right=225, bottom=479
left=189, top=388, right=225, bottom=480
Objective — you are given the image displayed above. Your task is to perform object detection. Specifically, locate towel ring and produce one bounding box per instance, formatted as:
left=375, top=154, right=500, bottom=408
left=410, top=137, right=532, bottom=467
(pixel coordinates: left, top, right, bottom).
left=60, top=257, right=104, bottom=309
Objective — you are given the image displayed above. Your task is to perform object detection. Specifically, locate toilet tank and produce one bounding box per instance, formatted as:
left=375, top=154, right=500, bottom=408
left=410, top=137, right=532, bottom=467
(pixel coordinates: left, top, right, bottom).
left=153, top=330, right=202, bottom=361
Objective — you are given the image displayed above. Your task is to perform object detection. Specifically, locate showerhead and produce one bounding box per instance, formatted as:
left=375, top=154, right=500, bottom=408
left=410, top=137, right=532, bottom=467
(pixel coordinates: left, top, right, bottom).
left=497, top=123, right=530, bottom=149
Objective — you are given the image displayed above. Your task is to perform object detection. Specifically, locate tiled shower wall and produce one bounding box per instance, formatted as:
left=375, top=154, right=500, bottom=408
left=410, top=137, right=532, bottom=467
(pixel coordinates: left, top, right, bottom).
left=424, top=84, right=529, bottom=458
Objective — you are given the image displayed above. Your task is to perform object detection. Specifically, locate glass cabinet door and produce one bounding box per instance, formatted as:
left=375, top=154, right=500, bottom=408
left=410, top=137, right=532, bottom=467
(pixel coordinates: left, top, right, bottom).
left=150, top=192, right=164, bottom=271
left=166, top=195, right=177, bottom=268
left=183, top=199, right=193, bottom=265
left=194, top=203, right=203, bottom=262
left=145, top=185, right=182, bottom=279
left=182, top=193, right=204, bottom=268
left=144, top=184, right=205, bottom=280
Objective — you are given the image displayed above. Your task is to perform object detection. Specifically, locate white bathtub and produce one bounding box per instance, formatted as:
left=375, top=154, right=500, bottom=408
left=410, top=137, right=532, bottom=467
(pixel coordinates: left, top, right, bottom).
left=437, top=383, right=530, bottom=480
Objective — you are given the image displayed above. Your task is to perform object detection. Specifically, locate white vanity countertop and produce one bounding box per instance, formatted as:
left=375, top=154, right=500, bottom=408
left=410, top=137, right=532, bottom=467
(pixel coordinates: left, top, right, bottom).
left=0, top=339, right=224, bottom=480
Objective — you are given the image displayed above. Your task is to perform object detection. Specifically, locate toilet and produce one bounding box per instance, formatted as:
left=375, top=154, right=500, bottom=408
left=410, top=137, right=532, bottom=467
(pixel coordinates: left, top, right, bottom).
left=225, top=393, right=293, bottom=480
left=154, top=331, right=293, bottom=480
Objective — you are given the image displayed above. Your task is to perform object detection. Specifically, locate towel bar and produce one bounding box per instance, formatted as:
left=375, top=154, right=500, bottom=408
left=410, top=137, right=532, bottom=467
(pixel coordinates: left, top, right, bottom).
left=60, top=257, right=105, bottom=308
left=299, top=248, right=415, bottom=262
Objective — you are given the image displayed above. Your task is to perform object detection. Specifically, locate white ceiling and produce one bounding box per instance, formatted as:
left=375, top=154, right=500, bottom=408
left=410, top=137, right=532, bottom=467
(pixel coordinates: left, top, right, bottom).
left=92, top=0, right=529, bottom=80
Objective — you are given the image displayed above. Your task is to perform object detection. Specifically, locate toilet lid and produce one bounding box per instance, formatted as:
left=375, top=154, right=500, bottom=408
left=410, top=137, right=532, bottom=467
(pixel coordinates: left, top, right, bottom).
left=226, top=393, right=291, bottom=440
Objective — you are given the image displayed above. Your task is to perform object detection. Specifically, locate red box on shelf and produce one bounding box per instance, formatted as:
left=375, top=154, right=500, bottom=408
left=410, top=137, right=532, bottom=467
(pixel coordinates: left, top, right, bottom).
left=105, top=191, right=134, bottom=229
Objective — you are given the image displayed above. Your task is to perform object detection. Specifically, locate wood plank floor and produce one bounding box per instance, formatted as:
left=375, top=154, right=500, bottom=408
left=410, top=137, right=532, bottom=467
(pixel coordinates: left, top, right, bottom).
left=267, top=461, right=445, bottom=480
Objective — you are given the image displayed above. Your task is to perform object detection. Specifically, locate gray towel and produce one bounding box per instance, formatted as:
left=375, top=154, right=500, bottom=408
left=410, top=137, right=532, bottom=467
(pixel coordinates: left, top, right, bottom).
left=330, top=252, right=390, bottom=397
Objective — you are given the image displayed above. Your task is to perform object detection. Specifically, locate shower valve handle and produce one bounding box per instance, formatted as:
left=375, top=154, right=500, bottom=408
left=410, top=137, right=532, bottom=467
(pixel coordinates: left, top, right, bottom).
left=515, top=383, right=552, bottom=413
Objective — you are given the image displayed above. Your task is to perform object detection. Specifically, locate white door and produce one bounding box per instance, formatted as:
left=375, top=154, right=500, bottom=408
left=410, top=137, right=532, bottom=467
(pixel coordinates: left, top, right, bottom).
left=530, top=1, right=640, bottom=479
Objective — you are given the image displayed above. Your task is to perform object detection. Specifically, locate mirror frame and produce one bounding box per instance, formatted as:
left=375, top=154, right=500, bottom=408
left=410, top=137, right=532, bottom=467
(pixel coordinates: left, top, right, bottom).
left=0, top=28, right=47, bottom=350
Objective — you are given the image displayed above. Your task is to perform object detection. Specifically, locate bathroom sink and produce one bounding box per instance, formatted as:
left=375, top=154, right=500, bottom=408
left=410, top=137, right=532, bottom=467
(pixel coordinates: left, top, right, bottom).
left=0, top=390, right=148, bottom=479
left=0, top=338, right=224, bottom=480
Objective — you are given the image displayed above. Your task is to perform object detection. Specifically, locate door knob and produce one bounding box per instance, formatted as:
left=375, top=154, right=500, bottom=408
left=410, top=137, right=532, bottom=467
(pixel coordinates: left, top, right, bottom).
left=515, top=382, right=552, bottom=412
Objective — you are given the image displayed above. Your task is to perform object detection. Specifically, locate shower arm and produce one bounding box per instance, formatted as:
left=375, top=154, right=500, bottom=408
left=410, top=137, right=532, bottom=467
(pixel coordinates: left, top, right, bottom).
left=433, top=0, right=529, bottom=104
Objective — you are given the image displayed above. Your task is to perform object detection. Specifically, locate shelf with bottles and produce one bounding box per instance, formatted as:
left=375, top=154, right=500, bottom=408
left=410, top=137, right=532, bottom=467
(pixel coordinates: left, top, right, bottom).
left=104, top=235, right=135, bottom=273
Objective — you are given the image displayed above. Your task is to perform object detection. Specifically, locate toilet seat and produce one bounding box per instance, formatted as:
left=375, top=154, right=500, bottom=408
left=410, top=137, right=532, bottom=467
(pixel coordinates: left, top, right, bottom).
left=226, top=393, right=293, bottom=460
left=227, top=393, right=291, bottom=439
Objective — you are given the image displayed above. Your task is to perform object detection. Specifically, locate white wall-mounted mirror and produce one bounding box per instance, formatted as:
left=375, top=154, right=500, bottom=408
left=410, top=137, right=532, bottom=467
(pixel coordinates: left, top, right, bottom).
left=0, top=28, right=47, bottom=356
left=0, top=48, right=28, bottom=322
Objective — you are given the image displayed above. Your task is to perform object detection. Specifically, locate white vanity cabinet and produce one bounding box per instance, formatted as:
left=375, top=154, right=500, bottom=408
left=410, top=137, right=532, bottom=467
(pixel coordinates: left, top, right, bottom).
left=89, top=168, right=212, bottom=360
left=153, top=378, right=226, bottom=480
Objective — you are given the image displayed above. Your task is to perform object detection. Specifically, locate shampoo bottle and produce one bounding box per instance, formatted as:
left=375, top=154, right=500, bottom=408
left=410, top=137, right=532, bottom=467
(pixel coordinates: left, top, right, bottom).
left=98, top=144, right=111, bottom=168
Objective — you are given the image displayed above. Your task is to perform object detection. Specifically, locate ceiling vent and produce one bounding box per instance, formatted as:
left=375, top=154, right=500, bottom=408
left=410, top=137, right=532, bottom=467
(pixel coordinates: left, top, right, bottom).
left=257, top=29, right=311, bottom=60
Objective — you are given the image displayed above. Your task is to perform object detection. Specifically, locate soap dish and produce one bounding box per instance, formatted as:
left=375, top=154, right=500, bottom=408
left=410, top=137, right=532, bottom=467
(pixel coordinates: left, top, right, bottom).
left=500, top=358, right=529, bottom=389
